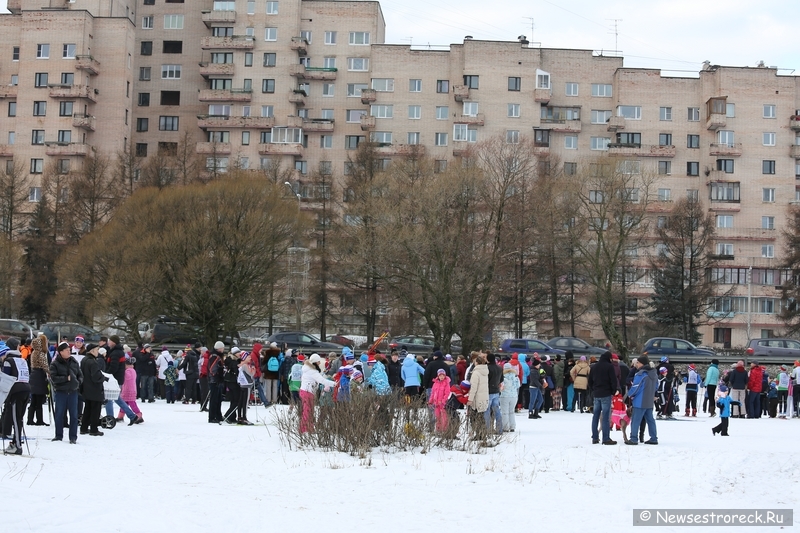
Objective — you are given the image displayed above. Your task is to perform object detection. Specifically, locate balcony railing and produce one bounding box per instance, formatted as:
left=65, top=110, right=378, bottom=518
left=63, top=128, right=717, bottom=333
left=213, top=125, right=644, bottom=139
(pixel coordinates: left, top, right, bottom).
left=533, top=88, right=551, bottom=103
left=790, top=145, right=800, bottom=159
left=48, top=84, right=97, bottom=102
left=374, top=144, right=426, bottom=157
left=455, top=113, right=485, bottom=126
left=706, top=114, right=726, bottom=131
left=289, top=64, right=337, bottom=80
left=199, top=62, right=235, bottom=77
left=453, top=85, right=469, bottom=102
left=0, top=86, right=19, bottom=99
left=200, top=35, right=254, bottom=50
left=713, top=227, right=776, bottom=241
left=197, top=115, right=275, bottom=129
left=607, top=143, right=676, bottom=157
left=201, top=9, right=236, bottom=27
left=75, top=55, right=100, bottom=75
left=709, top=142, right=742, bottom=157
left=257, top=143, right=304, bottom=157
left=44, top=142, right=90, bottom=156
left=606, top=116, right=625, bottom=131
left=288, top=89, right=306, bottom=106
left=290, top=37, right=309, bottom=55
left=540, top=118, right=581, bottom=133
left=195, top=142, right=232, bottom=155
left=198, top=88, right=252, bottom=102
left=360, top=115, right=375, bottom=131
left=0, top=144, right=13, bottom=157
left=790, top=116, right=800, bottom=131
left=302, top=119, right=335, bottom=132
left=72, top=114, right=96, bottom=131
left=360, top=88, right=376, bottom=104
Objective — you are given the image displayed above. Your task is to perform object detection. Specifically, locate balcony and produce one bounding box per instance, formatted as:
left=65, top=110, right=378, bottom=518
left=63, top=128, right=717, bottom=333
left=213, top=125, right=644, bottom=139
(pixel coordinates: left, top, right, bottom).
left=199, top=62, right=235, bottom=78
left=452, top=147, right=472, bottom=157
left=606, top=116, right=625, bottom=131
left=302, top=119, right=335, bottom=132
left=72, top=114, right=96, bottom=131
left=257, top=143, right=304, bottom=157
left=198, top=88, right=252, bottom=102
left=533, top=144, right=550, bottom=156
left=360, top=115, right=375, bottom=131
left=289, top=64, right=338, bottom=80
left=713, top=227, right=776, bottom=241
left=375, top=144, right=426, bottom=157
left=0, top=86, right=18, bottom=99
left=709, top=142, right=742, bottom=157
left=453, top=85, right=469, bottom=102
left=540, top=119, right=581, bottom=133
left=533, top=88, right=551, bottom=103
left=790, top=145, right=800, bottom=159
left=44, top=142, right=89, bottom=157
left=75, top=55, right=100, bottom=75
left=288, top=90, right=306, bottom=106
left=791, top=116, right=800, bottom=131
left=290, top=37, right=308, bottom=55
left=197, top=115, right=275, bottom=129
left=455, top=113, right=485, bottom=126
left=200, top=35, right=254, bottom=50
left=705, top=170, right=730, bottom=181
left=360, top=88, right=376, bottom=104
left=202, top=10, right=236, bottom=27
left=0, top=145, right=12, bottom=157
left=607, top=143, right=676, bottom=157
left=48, top=84, right=97, bottom=102
left=706, top=114, right=726, bottom=131
left=195, top=142, right=232, bottom=155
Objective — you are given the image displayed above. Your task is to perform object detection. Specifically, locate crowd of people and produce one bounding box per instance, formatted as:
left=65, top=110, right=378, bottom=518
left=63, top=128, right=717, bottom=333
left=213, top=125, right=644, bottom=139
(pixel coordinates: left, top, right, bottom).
left=3, top=332, right=799, bottom=455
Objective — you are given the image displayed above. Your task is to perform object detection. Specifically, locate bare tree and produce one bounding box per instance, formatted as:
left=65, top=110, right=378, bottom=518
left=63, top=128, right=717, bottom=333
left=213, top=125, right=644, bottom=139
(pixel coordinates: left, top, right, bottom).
left=116, top=140, right=143, bottom=195
left=0, top=235, right=22, bottom=317
left=0, top=159, right=31, bottom=239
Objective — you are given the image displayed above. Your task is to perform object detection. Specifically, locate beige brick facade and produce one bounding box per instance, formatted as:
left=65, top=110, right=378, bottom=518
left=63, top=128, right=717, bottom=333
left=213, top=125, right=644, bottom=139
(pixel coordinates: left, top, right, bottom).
left=2, top=0, right=800, bottom=349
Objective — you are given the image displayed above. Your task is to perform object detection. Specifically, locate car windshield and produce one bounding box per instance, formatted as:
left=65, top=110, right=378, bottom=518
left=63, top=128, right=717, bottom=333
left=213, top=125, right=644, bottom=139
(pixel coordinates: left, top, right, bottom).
left=529, top=340, right=547, bottom=350
left=298, top=334, right=321, bottom=343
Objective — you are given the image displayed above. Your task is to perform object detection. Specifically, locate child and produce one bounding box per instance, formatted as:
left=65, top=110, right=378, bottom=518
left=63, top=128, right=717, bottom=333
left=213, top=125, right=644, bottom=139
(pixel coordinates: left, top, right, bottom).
left=288, top=354, right=304, bottom=405
left=428, top=369, right=451, bottom=433
left=118, top=357, right=144, bottom=425
left=611, top=391, right=630, bottom=431
left=712, top=385, right=740, bottom=436
left=350, top=370, right=364, bottom=395
left=655, top=367, right=668, bottom=418
left=336, top=366, right=353, bottom=403
left=500, top=363, right=520, bottom=432
left=767, top=382, right=778, bottom=418
left=684, top=364, right=701, bottom=417
left=164, top=360, right=178, bottom=404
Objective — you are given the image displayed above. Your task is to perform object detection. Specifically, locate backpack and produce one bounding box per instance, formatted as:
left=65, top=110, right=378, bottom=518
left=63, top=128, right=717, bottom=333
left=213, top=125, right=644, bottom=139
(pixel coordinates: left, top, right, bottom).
left=761, top=371, right=769, bottom=392
left=267, top=356, right=280, bottom=372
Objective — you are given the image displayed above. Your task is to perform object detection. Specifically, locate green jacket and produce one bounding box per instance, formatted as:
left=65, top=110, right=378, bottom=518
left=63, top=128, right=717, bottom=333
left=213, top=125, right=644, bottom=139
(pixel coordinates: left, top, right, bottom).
left=553, top=361, right=565, bottom=388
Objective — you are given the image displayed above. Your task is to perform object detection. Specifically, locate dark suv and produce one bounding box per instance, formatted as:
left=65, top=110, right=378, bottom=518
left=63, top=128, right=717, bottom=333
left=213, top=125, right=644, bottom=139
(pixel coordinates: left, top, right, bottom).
left=264, top=331, right=343, bottom=352
left=40, top=322, right=103, bottom=343
left=0, top=319, right=35, bottom=341
left=546, top=336, right=607, bottom=356
left=497, top=338, right=565, bottom=357
left=388, top=335, right=462, bottom=355
left=641, top=337, right=715, bottom=360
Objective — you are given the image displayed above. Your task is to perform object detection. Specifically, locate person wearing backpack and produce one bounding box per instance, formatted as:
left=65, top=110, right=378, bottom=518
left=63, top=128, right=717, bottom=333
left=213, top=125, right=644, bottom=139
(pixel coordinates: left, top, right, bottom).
left=260, top=342, right=281, bottom=406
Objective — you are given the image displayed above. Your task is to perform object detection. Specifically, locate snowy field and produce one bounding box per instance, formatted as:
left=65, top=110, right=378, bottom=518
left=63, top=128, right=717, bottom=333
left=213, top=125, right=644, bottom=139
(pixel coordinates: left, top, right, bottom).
left=2, top=393, right=797, bottom=533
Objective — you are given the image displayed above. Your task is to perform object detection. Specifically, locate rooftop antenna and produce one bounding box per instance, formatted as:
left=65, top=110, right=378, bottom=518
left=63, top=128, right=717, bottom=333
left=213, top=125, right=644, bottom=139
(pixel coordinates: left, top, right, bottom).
left=607, top=18, right=622, bottom=54
left=522, top=17, right=535, bottom=43
left=401, top=37, right=413, bottom=47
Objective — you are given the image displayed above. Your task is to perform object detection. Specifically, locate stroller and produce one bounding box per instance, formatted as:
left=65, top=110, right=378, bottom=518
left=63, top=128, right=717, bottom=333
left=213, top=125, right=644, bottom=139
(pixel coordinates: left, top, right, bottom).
left=99, top=372, right=121, bottom=429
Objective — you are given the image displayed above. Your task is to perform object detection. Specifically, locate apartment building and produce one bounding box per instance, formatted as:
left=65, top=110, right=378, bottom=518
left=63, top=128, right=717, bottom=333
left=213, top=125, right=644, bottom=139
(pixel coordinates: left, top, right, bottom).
left=2, top=0, right=800, bottom=348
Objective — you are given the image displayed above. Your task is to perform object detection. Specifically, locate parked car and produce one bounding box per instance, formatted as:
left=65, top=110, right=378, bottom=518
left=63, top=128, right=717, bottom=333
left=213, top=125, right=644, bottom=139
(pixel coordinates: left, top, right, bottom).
left=263, top=331, right=344, bottom=352
left=641, top=337, right=715, bottom=360
left=546, top=336, right=607, bottom=356
left=145, top=316, right=239, bottom=346
left=746, top=338, right=800, bottom=359
left=0, top=319, right=36, bottom=341
left=497, top=338, right=566, bottom=357
left=388, top=335, right=462, bottom=355
left=40, top=322, right=103, bottom=343
left=327, top=334, right=356, bottom=349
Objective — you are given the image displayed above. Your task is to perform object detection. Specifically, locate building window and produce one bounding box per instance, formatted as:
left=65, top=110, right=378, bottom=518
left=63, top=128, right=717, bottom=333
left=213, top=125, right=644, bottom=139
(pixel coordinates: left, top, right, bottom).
left=347, top=57, right=368, bottom=71
left=346, top=83, right=367, bottom=97
left=12, top=47, right=19, bottom=61
left=139, top=67, right=151, bottom=81
left=33, top=101, right=46, bottom=116
left=591, top=83, right=612, bottom=97
left=716, top=215, right=733, bottom=228
left=29, top=187, right=42, bottom=202
left=57, top=159, right=70, bottom=174
left=564, top=162, right=577, bottom=175
left=62, top=73, right=74, bottom=86
left=349, top=32, right=370, bottom=45
left=463, top=75, right=479, bottom=89
left=324, top=31, right=337, bottom=44
left=762, top=160, right=776, bottom=175
left=709, top=182, right=740, bottom=202
left=264, top=28, right=277, bottom=41
left=260, top=105, right=273, bottom=117
left=686, top=162, right=699, bottom=176
left=136, top=118, right=149, bottom=132
left=762, top=188, right=775, bottom=202
left=319, top=135, right=332, bottom=148
left=56, top=130, right=70, bottom=143
left=436, top=80, right=449, bottom=93
left=259, top=53, right=275, bottom=67
left=322, top=83, right=334, bottom=97
left=159, top=116, right=179, bottom=131
left=370, top=105, right=393, bottom=119
left=534, top=129, right=550, bottom=147
left=657, top=188, right=671, bottom=202
left=434, top=160, right=447, bottom=173
left=726, top=103, right=735, bottom=118
left=658, top=161, right=671, bottom=175
left=762, top=216, right=775, bottom=230
left=323, top=57, right=336, bottom=69
left=161, top=65, right=181, bottom=79
left=345, top=109, right=364, bottom=122
left=659, top=107, right=672, bottom=121
left=135, top=143, right=148, bottom=157
left=408, top=105, right=421, bottom=119
left=36, top=44, right=50, bottom=59
left=371, top=78, right=394, bottom=92
left=762, top=245, right=774, bottom=258
left=687, top=107, right=700, bottom=121
left=142, top=16, right=154, bottom=29
left=590, top=137, right=609, bottom=151
left=687, top=134, right=699, bottom=148
left=7, top=102, right=16, bottom=117
left=507, top=104, right=520, bottom=118
left=453, top=124, right=476, bottom=142
left=564, top=135, right=577, bottom=149
left=140, top=41, right=153, bottom=56
left=617, top=105, right=641, bottom=120
left=462, top=102, right=478, bottom=116
left=164, top=15, right=184, bottom=29
left=266, top=1, right=278, bottom=14
left=243, top=52, right=253, bottom=67
left=434, top=133, right=447, bottom=146
left=507, top=77, right=520, bottom=91
left=261, top=79, right=275, bottom=93
left=163, top=41, right=183, bottom=54
left=407, top=132, right=420, bottom=145
left=408, top=79, right=421, bottom=92
left=591, top=110, right=611, bottom=124
left=160, top=91, right=180, bottom=105
left=271, top=127, right=302, bottom=143
left=344, top=135, right=363, bottom=150
left=370, top=131, right=392, bottom=144
left=659, top=133, right=672, bottom=146
left=763, top=132, right=776, bottom=146
left=589, top=190, right=604, bottom=204
left=763, top=104, right=776, bottom=119
left=505, top=130, right=519, bottom=144
left=687, top=189, right=699, bottom=201
left=30, top=159, right=43, bottom=174
left=62, top=43, right=76, bottom=59
left=716, top=159, right=734, bottom=173
left=31, top=130, right=44, bottom=145
left=565, top=82, right=578, bottom=96
left=34, top=73, right=48, bottom=87
left=436, top=106, right=449, bottom=120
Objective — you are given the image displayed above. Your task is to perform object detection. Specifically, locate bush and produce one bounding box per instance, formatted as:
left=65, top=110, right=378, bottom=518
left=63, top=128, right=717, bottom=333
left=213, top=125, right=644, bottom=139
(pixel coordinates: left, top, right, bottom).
left=272, top=389, right=503, bottom=456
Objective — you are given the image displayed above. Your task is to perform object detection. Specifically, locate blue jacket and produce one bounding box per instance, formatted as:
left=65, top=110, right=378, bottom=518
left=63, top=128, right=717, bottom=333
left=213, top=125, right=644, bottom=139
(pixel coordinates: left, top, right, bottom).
left=500, top=371, right=520, bottom=398
left=519, top=354, right=530, bottom=384
left=716, top=395, right=740, bottom=418
left=628, top=366, right=657, bottom=409
left=367, top=362, right=391, bottom=395
left=705, top=364, right=720, bottom=388
left=401, top=356, right=425, bottom=387
left=337, top=374, right=351, bottom=402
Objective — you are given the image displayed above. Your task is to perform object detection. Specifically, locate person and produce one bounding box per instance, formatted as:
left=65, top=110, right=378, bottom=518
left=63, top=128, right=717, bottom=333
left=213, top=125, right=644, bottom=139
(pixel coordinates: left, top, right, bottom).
left=260, top=342, right=282, bottom=405
left=207, top=342, right=226, bottom=424
left=466, top=355, right=490, bottom=433
left=588, top=351, right=618, bottom=445
left=683, top=364, right=701, bottom=417
left=712, top=385, right=740, bottom=436
left=104, top=335, right=139, bottom=423
left=611, top=353, right=629, bottom=395
left=288, top=353, right=304, bottom=404
left=174, top=350, right=187, bottom=401
left=428, top=369, right=451, bottom=433
left=49, top=342, right=83, bottom=444
left=198, top=346, right=210, bottom=410
left=500, top=363, right=520, bottom=432
left=777, top=365, right=790, bottom=417
left=277, top=345, right=294, bottom=404
left=519, top=354, right=531, bottom=412
left=456, top=355, right=468, bottom=383
left=401, top=353, right=425, bottom=397
left=746, top=361, right=763, bottom=419
left=179, top=343, right=200, bottom=405
left=626, top=356, right=658, bottom=445
left=528, top=358, right=544, bottom=419
left=727, top=360, right=748, bottom=418
left=247, top=343, right=270, bottom=406
left=79, top=343, right=107, bottom=436
left=71, top=335, right=86, bottom=358
left=156, top=348, right=173, bottom=400
left=483, top=353, right=503, bottom=433
left=367, top=354, right=391, bottom=395
left=540, top=355, right=555, bottom=413
left=551, top=354, right=563, bottom=411
left=655, top=357, right=676, bottom=419
left=386, top=351, right=403, bottom=390
left=563, top=352, right=576, bottom=412
left=704, top=359, right=720, bottom=417
left=19, top=338, right=31, bottom=360
left=422, top=351, right=449, bottom=401
left=791, top=361, right=800, bottom=417
left=570, top=355, right=590, bottom=413
left=164, top=361, right=178, bottom=404
left=118, top=358, right=143, bottom=425
left=236, top=351, right=255, bottom=424
left=222, top=348, right=242, bottom=423
left=138, top=344, right=157, bottom=403
left=655, top=367, right=669, bottom=417
left=767, top=382, right=779, bottom=418
left=611, top=392, right=629, bottom=432
left=299, top=354, right=335, bottom=433
left=1, top=339, right=31, bottom=455
left=26, top=335, right=50, bottom=427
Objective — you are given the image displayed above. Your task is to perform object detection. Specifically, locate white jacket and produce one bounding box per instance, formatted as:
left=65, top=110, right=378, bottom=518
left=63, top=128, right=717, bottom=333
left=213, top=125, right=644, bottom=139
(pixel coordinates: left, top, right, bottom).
left=300, top=364, right=335, bottom=394
left=156, top=351, right=173, bottom=380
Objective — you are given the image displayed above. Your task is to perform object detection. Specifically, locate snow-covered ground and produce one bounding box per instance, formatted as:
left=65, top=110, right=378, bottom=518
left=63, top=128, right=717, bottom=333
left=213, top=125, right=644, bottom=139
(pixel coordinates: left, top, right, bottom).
left=2, top=392, right=797, bottom=533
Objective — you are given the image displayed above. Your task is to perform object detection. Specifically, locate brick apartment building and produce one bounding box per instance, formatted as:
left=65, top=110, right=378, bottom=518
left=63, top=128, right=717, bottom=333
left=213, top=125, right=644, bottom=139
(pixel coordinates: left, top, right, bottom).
left=2, top=0, right=800, bottom=348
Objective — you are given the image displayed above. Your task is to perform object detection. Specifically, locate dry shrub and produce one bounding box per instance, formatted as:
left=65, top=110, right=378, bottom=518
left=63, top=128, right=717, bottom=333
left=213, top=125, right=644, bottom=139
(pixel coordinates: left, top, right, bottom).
left=273, top=389, right=502, bottom=456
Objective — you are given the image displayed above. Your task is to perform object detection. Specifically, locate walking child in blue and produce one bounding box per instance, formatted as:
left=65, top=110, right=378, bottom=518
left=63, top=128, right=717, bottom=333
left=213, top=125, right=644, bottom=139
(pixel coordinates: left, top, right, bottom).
left=712, top=385, right=740, bottom=436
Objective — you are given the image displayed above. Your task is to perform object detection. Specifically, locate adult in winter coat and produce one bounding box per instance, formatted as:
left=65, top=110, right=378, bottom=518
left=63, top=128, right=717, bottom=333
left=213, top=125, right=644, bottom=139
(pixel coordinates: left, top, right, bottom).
left=563, top=353, right=576, bottom=411
left=704, top=359, right=720, bottom=416
left=49, top=341, right=83, bottom=443
left=79, top=343, right=107, bottom=436
left=588, top=351, right=619, bottom=445
left=626, top=356, right=658, bottom=445
left=540, top=356, right=555, bottom=412
left=1, top=339, right=31, bottom=455
left=519, top=354, right=531, bottom=411
left=179, top=344, right=200, bottom=404
left=386, top=351, right=403, bottom=389
left=222, top=349, right=243, bottom=423
left=467, top=356, right=490, bottom=416
left=277, top=346, right=295, bottom=404
left=198, top=347, right=210, bottom=410
left=27, top=335, right=50, bottom=426
left=500, top=363, right=520, bottom=432
left=299, top=354, right=335, bottom=433
left=570, top=356, right=591, bottom=412
left=367, top=356, right=391, bottom=395
left=552, top=355, right=564, bottom=410
left=528, top=359, right=545, bottom=418
left=483, top=353, right=503, bottom=433
left=138, top=345, right=157, bottom=403
left=726, top=361, right=748, bottom=417
left=456, top=355, right=468, bottom=383
left=207, top=342, right=226, bottom=424
left=156, top=348, right=173, bottom=400
left=746, top=361, right=764, bottom=419
left=401, top=354, right=425, bottom=396
left=260, top=343, right=282, bottom=405
left=422, top=351, right=450, bottom=399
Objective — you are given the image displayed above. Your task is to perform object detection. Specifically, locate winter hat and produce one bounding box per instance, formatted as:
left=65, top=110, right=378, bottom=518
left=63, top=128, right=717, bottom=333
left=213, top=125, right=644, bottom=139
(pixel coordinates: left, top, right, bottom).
left=194, top=342, right=202, bottom=349
left=99, top=347, right=107, bottom=357
left=214, top=341, right=225, bottom=351
left=433, top=350, right=443, bottom=359
left=445, top=354, right=453, bottom=361
left=564, top=350, right=574, bottom=359
left=123, top=344, right=131, bottom=353
left=367, top=355, right=376, bottom=365
left=659, top=367, right=668, bottom=374
left=309, top=353, right=322, bottom=365
left=660, top=356, right=668, bottom=363
left=503, top=363, right=513, bottom=371
left=74, top=335, right=84, bottom=343
left=751, top=360, right=759, bottom=366
left=109, top=335, right=121, bottom=345
left=711, top=359, right=719, bottom=365
left=340, top=366, right=353, bottom=375
left=230, top=346, right=241, bottom=355
left=297, top=354, right=305, bottom=361
left=5, top=337, right=20, bottom=351
left=795, top=360, right=800, bottom=367
left=636, top=355, right=649, bottom=365
left=542, top=354, right=550, bottom=362
left=437, top=369, right=447, bottom=376
left=579, top=355, right=586, bottom=362
left=143, top=344, right=151, bottom=350
left=342, top=346, right=353, bottom=357
left=770, top=382, right=777, bottom=389
left=460, top=380, right=471, bottom=389
left=780, top=364, right=788, bottom=371
left=0, top=346, right=9, bottom=358
left=688, top=364, right=696, bottom=370
left=611, top=354, right=619, bottom=360
left=360, top=354, right=368, bottom=363
left=127, top=357, right=136, bottom=365
left=718, top=385, right=728, bottom=393
left=352, top=370, right=363, bottom=380
left=344, top=352, right=355, bottom=360
left=532, top=352, right=540, bottom=360
left=85, top=343, right=98, bottom=353
left=285, top=349, right=293, bottom=358
left=57, top=341, right=70, bottom=353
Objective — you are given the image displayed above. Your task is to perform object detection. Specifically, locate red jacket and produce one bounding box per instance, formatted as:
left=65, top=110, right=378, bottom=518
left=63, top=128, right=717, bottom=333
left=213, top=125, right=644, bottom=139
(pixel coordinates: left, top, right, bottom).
left=251, top=343, right=263, bottom=379
left=450, top=384, right=469, bottom=405
left=456, top=360, right=467, bottom=382
left=747, top=365, right=763, bottom=392
left=509, top=353, right=524, bottom=382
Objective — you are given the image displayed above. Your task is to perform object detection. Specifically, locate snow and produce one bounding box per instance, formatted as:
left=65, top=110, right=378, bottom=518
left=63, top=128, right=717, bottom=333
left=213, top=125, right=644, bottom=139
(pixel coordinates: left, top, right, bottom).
left=2, top=391, right=797, bottom=533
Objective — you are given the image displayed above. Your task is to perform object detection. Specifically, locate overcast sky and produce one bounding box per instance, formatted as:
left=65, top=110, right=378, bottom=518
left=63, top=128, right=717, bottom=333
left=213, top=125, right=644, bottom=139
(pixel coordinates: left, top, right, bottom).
left=2, top=0, right=797, bottom=75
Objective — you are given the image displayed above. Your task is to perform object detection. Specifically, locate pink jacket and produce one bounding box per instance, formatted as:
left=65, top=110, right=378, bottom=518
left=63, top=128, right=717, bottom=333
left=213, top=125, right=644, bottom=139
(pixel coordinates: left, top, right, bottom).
left=428, top=376, right=451, bottom=408
left=121, top=367, right=137, bottom=402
